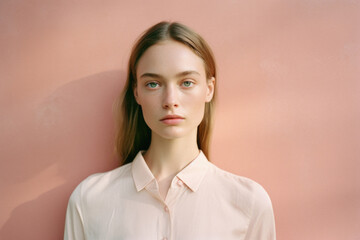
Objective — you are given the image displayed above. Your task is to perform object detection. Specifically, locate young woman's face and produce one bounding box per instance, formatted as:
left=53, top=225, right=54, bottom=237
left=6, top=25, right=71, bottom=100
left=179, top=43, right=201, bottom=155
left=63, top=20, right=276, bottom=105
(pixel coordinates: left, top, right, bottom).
left=134, top=40, right=214, bottom=140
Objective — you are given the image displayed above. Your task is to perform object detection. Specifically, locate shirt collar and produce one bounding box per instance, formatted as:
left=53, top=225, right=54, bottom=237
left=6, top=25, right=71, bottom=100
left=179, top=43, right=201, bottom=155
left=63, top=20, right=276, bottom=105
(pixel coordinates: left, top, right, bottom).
left=131, top=150, right=210, bottom=192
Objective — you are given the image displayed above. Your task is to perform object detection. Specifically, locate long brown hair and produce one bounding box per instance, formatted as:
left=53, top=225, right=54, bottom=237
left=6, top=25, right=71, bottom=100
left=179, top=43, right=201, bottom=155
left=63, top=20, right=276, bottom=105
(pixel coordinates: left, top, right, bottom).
left=114, top=21, right=217, bottom=165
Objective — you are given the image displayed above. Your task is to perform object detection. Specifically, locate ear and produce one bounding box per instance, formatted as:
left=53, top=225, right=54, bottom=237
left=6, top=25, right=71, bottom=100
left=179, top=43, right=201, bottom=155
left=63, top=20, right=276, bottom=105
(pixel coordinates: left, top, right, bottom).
left=205, top=77, right=215, bottom=102
left=133, top=85, right=141, bottom=105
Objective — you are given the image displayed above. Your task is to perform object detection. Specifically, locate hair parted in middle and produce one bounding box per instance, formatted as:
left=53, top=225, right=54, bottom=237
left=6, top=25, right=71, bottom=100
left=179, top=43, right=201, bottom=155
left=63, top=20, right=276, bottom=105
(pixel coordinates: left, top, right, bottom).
left=114, top=21, right=217, bottom=165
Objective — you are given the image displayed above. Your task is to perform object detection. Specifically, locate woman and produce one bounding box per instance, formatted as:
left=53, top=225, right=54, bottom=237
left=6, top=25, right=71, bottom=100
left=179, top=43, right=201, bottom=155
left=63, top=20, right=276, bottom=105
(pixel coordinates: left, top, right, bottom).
left=64, top=21, right=276, bottom=240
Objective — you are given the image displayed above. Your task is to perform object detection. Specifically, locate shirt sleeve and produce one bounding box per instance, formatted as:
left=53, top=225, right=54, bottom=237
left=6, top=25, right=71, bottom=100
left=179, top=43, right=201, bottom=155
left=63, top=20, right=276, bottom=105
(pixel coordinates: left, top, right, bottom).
left=244, top=184, right=276, bottom=240
left=64, top=183, right=86, bottom=240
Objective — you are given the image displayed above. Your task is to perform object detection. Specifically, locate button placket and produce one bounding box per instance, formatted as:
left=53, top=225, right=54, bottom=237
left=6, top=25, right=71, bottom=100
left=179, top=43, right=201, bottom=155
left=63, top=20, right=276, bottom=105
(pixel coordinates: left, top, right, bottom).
left=161, top=203, right=171, bottom=240
left=161, top=178, right=184, bottom=240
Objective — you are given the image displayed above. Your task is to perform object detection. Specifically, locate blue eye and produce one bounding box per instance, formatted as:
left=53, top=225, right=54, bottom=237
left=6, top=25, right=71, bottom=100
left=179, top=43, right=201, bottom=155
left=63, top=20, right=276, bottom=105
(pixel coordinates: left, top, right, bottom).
left=182, top=81, right=193, bottom=87
left=146, top=82, right=159, bottom=89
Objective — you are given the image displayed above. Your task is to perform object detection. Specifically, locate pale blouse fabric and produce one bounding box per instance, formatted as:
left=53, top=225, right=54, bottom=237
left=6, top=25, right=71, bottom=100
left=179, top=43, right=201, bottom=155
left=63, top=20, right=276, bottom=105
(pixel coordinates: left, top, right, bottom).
left=64, top=151, right=276, bottom=240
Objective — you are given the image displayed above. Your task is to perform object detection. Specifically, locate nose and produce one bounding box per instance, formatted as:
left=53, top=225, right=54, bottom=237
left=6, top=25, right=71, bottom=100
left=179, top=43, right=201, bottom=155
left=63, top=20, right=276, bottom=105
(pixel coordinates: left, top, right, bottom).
left=162, top=85, right=179, bottom=110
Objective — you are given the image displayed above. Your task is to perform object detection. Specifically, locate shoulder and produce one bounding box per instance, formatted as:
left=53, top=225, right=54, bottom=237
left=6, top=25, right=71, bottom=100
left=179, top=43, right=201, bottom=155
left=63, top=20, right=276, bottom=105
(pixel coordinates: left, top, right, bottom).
left=206, top=162, right=273, bottom=212
left=68, top=163, right=132, bottom=203
left=207, top=166, right=277, bottom=239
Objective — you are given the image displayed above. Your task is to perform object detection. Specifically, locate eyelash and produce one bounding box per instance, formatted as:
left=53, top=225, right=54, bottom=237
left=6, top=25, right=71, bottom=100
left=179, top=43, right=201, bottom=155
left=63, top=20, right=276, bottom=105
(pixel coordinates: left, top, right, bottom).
left=145, top=80, right=195, bottom=89
left=182, top=80, right=194, bottom=87
left=145, top=82, right=160, bottom=89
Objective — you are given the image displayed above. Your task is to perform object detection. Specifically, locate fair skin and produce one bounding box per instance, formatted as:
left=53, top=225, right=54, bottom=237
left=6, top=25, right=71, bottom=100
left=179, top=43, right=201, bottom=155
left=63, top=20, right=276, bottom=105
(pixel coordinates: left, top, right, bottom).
left=134, top=40, right=215, bottom=200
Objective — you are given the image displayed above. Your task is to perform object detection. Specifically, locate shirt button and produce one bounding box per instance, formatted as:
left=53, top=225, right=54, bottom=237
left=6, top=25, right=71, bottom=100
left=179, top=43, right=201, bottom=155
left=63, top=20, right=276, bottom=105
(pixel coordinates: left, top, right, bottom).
left=177, top=179, right=183, bottom=186
left=164, top=206, right=169, bottom=212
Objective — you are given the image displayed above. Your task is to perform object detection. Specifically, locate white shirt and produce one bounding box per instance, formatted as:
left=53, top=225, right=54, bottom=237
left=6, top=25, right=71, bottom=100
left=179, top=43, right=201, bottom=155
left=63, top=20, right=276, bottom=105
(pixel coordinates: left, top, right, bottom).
left=64, top=151, right=276, bottom=240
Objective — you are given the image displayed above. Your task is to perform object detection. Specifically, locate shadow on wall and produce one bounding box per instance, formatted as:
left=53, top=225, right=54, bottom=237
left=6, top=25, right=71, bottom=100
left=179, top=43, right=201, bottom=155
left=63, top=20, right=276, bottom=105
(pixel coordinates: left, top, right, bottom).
left=1, top=70, right=126, bottom=239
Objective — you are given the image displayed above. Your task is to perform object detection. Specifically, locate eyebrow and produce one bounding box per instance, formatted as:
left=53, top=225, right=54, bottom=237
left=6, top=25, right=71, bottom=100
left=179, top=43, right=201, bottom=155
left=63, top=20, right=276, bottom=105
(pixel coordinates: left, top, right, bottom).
left=140, top=70, right=200, bottom=79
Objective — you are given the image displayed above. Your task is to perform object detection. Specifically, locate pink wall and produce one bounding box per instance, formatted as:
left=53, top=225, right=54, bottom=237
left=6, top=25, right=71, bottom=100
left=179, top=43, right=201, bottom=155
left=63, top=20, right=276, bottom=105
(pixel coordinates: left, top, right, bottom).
left=1, top=1, right=359, bottom=239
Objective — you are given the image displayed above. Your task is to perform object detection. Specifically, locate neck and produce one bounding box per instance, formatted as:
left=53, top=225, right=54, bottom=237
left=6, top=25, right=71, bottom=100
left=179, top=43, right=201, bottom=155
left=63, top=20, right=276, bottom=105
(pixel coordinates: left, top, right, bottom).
left=143, top=130, right=200, bottom=181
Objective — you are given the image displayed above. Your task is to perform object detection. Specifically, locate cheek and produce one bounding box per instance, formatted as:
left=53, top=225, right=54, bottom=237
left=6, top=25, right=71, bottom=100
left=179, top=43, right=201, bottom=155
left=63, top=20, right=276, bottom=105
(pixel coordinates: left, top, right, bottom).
left=137, top=97, right=160, bottom=133
left=138, top=91, right=156, bottom=109
left=184, top=87, right=207, bottom=106
left=140, top=106, right=156, bottom=131
left=140, top=99, right=157, bottom=119
left=183, top=89, right=207, bottom=117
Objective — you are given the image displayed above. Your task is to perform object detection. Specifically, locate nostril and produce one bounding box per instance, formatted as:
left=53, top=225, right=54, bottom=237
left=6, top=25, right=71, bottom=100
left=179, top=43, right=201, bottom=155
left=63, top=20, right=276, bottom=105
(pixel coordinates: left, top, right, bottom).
left=163, top=102, right=179, bottom=109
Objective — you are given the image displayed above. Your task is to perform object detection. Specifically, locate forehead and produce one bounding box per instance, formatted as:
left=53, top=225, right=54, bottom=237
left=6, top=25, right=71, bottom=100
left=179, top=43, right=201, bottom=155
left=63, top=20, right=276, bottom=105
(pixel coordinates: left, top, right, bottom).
left=136, top=40, right=206, bottom=77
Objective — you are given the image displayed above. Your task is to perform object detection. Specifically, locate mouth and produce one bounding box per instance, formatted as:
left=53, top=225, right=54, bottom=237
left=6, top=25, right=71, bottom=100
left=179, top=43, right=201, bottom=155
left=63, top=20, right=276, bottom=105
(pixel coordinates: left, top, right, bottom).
left=160, top=115, right=185, bottom=125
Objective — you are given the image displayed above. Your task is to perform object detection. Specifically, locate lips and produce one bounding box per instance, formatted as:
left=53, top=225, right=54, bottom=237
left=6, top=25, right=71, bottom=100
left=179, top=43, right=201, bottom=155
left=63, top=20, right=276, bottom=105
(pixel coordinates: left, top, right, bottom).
left=160, top=115, right=184, bottom=121
left=160, top=115, right=185, bottom=125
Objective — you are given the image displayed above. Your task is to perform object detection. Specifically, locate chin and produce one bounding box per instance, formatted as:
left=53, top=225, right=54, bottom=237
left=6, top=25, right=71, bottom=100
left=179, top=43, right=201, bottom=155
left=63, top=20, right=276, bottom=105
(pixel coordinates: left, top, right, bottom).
left=158, top=130, right=187, bottom=140
left=153, top=127, right=195, bottom=140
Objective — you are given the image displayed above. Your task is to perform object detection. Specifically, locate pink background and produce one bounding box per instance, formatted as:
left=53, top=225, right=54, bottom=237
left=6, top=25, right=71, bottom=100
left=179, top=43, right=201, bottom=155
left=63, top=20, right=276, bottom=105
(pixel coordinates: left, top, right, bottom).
left=1, top=0, right=359, bottom=239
